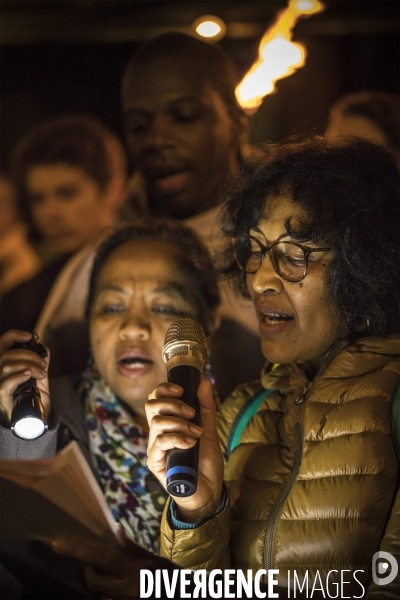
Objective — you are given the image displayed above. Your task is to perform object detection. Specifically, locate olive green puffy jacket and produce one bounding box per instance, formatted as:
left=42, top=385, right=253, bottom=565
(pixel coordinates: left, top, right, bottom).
left=160, top=336, right=400, bottom=598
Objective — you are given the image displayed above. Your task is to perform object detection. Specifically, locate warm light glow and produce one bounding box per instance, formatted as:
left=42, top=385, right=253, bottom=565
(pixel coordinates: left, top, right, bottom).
left=193, top=15, right=226, bottom=41
left=196, top=21, right=221, bottom=38
left=236, top=0, right=324, bottom=112
left=292, top=0, right=321, bottom=13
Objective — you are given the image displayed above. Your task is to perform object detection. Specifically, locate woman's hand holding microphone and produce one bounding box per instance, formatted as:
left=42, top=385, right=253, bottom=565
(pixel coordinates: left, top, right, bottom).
left=146, top=377, right=224, bottom=523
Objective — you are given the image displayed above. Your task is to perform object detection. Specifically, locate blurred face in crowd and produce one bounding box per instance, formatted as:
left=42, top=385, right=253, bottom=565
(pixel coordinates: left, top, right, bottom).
left=27, top=163, right=116, bottom=254
left=247, top=197, right=347, bottom=370
left=89, top=240, right=198, bottom=422
left=122, top=58, right=242, bottom=219
left=0, top=175, right=18, bottom=237
left=325, top=114, right=387, bottom=147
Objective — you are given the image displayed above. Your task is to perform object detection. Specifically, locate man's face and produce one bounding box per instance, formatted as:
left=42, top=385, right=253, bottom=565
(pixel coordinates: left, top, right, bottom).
left=122, top=58, right=241, bottom=219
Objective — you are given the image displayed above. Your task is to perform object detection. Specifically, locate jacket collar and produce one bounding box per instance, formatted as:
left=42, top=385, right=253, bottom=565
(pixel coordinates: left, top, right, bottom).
left=260, top=334, right=400, bottom=393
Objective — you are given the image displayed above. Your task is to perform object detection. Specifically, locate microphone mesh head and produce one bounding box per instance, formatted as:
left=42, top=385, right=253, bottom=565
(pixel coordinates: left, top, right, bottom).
left=164, top=318, right=206, bottom=348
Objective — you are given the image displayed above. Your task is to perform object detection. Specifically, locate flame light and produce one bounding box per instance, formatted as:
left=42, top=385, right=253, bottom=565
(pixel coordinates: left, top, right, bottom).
left=236, top=0, right=324, bottom=113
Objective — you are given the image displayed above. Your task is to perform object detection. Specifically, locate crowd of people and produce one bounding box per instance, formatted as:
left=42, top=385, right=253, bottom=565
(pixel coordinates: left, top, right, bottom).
left=0, top=31, right=399, bottom=600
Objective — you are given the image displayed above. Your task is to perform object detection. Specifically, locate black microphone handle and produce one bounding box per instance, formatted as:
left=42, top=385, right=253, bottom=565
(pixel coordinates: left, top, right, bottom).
left=166, top=364, right=201, bottom=497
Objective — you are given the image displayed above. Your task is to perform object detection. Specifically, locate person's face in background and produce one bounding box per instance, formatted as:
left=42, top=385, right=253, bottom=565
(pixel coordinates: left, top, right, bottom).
left=0, top=175, right=18, bottom=237
left=122, top=58, right=243, bottom=219
left=325, top=114, right=387, bottom=147
left=27, top=163, right=117, bottom=254
left=89, top=240, right=198, bottom=423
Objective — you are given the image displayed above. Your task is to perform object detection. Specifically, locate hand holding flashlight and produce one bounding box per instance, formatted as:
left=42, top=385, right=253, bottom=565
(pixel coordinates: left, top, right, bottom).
left=0, top=330, right=50, bottom=438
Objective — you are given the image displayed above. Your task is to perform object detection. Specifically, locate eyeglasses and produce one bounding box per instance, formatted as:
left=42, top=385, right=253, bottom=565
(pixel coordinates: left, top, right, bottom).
left=232, top=235, right=331, bottom=283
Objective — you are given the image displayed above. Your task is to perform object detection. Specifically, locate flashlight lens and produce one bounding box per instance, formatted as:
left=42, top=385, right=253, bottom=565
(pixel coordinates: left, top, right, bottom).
left=12, top=417, right=46, bottom=439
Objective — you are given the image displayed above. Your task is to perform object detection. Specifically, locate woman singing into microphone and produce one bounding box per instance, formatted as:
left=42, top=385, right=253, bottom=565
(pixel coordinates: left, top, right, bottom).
left=31, top=138, right=399, bottom=599
left=146, top=138, right=400, bottom=598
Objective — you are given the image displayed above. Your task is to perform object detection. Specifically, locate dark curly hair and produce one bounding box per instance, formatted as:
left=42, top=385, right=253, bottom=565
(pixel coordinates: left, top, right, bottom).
left=11, top=113, right=127, bottom=223
left=219, top=137, right=400, bottom=340
left=86, top=220, right=220, bottom=336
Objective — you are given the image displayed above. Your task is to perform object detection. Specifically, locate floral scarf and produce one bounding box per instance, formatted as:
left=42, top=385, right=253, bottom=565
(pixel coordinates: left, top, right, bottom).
left=85, top=374, right=167, bottom=553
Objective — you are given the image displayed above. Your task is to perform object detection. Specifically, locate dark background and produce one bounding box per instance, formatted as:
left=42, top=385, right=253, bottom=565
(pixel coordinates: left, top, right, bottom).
left=1, top=0, right=399, bottom=171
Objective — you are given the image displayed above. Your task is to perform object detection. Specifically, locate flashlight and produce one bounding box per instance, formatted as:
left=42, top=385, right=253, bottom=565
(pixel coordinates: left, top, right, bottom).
left=10, top=334, right=48, bottom=440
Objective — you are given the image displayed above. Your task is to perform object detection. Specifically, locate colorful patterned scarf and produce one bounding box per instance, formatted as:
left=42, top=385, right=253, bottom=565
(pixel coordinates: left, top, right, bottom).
left=85, top=374, right=167, bottom=553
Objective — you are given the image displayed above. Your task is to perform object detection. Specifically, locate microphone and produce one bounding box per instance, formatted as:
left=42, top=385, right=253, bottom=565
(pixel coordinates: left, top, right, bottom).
left=162, top=318, right=207, bottom=497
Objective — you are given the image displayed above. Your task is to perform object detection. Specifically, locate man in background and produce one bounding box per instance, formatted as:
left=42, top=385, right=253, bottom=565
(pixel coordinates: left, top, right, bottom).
left=32, top=34, right=264, bottom=397
left=325, top=90, right=400, bottom=154
left=121, top=33, right=263, bottom=398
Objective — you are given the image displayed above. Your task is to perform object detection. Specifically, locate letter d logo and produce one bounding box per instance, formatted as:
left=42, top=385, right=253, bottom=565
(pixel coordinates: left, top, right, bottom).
left=372, top=551, right=398, bottom=586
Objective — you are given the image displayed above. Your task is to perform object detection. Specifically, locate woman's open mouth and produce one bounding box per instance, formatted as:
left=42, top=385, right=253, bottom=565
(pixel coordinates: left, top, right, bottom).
left=257, top=307, right=294, bottom=337
left=117, top=352, right=154, bottom=379
left=263, top=312, right=293, bottom=325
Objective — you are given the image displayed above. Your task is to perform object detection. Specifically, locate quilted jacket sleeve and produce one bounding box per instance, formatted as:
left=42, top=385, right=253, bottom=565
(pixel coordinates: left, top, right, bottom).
left=158, top=384, right=258, bottom=569
left=366, top=485, right=400, bottom=599
left=160, top=494, right=232, bottom=571
left=159, top=383, right=262, bottom=569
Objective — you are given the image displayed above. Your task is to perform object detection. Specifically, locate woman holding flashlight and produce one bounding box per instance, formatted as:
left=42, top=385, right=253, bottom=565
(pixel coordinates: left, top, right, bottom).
left=0, top=220, right=220, bottom=557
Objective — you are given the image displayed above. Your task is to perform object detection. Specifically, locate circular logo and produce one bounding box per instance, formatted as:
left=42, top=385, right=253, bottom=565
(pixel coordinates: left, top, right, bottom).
left=372, top=551, right=398, bottom=586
